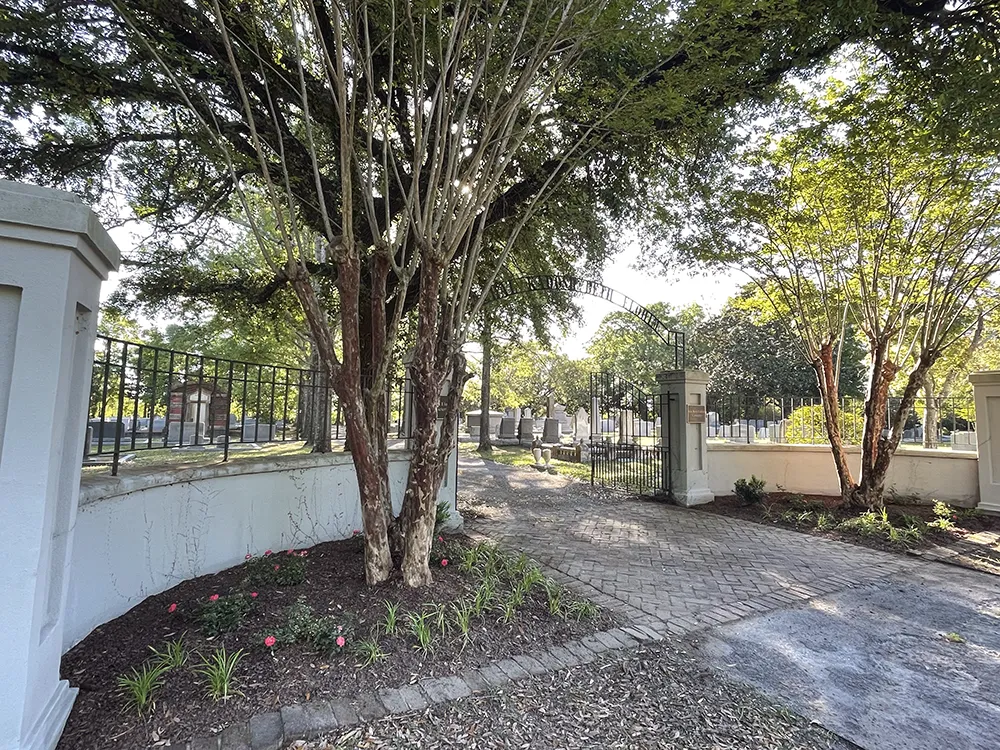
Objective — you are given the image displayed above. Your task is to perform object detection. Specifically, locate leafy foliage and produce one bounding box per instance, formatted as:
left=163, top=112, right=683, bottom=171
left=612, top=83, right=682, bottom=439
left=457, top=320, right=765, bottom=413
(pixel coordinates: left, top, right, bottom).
left=117, top=662, right=169, bottom=716
left=194, top=647, right=244, bottom=701
left=734, top=476, right=767, bottom=505
left=196, top=594, right=252, bottom=637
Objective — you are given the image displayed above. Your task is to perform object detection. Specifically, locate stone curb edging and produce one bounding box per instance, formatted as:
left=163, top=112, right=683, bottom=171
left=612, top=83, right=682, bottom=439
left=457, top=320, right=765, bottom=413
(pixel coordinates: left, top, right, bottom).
left=160, top=625, right=667, bottom=750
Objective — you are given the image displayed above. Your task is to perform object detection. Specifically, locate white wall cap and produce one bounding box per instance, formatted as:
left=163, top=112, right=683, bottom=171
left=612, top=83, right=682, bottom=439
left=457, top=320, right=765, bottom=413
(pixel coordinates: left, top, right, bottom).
left=0, top=179, right=120, bottom=273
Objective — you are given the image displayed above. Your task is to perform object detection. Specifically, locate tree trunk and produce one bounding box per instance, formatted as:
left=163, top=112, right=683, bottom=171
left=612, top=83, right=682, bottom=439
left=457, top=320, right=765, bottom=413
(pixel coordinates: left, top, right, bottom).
left=813, top=343, right=856, bottom=504
left=330, top=255, right=393, bottom=585
left=400, top=258, right=446, bottom=588
left=922, top=372, right=938, bottom=449
left=478, top=315, right=493, bottom=452
left=853, top=352, right=936, bottom=509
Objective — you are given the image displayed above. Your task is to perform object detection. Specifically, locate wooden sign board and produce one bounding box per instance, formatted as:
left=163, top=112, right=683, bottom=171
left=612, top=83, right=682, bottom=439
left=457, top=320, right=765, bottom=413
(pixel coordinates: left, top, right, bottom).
left=686, top=405, right=706, bottom=424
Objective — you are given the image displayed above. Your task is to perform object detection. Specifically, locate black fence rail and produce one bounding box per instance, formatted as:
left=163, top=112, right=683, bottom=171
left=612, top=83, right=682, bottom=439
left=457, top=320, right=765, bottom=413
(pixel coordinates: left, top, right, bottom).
left=705, top=393, right=976, bottom=449
left=590, top=442, right=671, bottom=496
left=589, top=371, right=673, bottom=496
left=87, top=335, right=407, bottom=474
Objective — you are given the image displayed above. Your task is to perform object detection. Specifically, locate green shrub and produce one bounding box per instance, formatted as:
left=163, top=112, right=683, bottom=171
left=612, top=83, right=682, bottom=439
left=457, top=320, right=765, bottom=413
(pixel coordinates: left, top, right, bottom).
left=197, top=593, right=252, bottom=637
left=434, top=501, right=451, bottom=534
left=734, top=475, right=767, bottom=505
left=244, top=549, right=308, bottom=586
left=277, top=597, right=352, bottom=655
left=785, top=402, right=865, bottom=445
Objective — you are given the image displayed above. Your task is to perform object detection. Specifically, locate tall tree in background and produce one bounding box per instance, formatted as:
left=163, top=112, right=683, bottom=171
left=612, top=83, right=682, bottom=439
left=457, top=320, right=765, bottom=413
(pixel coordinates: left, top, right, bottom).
left=663, top=70, right=1000, bottom=508
left=586, top=303, right=704, bottom=393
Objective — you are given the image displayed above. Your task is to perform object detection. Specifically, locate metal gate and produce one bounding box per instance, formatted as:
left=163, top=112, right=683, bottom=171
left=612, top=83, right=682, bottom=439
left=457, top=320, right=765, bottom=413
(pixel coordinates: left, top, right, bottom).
left=589, top=372, right=672, bottom=497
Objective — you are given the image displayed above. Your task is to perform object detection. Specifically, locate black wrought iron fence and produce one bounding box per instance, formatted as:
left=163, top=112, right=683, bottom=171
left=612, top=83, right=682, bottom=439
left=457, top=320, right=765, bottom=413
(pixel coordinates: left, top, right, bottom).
left=705, top=393, right=976, bottom=449
left=87, top=336, right=408, bottom=474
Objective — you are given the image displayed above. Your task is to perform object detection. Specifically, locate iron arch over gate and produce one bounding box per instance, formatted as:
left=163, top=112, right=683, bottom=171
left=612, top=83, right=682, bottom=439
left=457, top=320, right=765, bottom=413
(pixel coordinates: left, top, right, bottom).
left=490, top=275, right=686, bottom=368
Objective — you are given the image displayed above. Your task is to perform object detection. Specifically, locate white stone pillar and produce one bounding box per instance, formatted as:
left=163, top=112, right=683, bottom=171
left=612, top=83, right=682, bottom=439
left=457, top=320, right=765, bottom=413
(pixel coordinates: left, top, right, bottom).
left=969, top=371, right=999, bottom=513
left=0, top=181, right=120, bottom=750
left=657, top=370, right=714, bottom=507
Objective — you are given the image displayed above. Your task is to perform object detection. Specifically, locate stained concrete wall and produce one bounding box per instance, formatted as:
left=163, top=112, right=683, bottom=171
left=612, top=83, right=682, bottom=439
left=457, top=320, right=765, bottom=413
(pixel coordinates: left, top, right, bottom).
left=65, top=449, right=458, bottom=649
left=707, top=443, right=979, bottom=506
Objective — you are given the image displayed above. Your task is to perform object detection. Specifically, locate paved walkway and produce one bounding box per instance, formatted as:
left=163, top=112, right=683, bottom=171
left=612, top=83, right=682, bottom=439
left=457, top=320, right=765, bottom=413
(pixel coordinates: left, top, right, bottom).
left=461, top=454, right=923, bottom=633
left=460, top=453, right=1000, bottom=750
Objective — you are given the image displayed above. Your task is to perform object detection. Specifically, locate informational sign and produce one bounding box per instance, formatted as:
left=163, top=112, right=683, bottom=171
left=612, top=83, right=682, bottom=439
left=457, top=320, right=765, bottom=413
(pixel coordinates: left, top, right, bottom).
left=686, top=404, right=706, bottom=424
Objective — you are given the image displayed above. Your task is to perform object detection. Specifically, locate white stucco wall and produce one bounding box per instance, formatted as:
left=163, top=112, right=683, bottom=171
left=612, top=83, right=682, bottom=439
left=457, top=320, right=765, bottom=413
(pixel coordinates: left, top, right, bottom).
left=65, top=449, right=458, bottom=650
left=707, top=443, right=979, bottom=507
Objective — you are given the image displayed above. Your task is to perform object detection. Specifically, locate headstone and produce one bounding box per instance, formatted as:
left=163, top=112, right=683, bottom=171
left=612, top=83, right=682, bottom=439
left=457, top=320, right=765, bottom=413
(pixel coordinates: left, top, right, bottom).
left=151, top=416, right=167, bottom=435
left=542, top=418, right=561, bottom=443
left=518, top=417, right=534, bottom=444
left=547, top=395, right=555, bottom=418
left=553, top=402, right=569, bottom=431
left=574, top=407, right=589, bottom=440
left=89, top=418, right=124, bottom=446
left=243, top=421, right=273, bottom=442
left=513, top=407, right=522, bottom=423
left=951, top=430, right=977, bottom=451
left=498, top=417, right=517, bottom=439
left=523, top=407, right=532, bottom=419
left=168, top=420, right=207, bottom=445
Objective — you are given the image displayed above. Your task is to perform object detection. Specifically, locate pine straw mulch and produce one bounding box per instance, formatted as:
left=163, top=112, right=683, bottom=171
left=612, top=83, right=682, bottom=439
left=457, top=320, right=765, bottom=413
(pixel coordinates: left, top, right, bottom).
left=58, top=535, right=615, bottom=750
left=297, top=640, right=852, bottom=750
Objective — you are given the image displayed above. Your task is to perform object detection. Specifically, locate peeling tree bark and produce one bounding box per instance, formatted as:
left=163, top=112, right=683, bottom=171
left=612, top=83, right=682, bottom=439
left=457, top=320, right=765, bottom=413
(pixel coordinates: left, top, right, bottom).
left=812, top=343, right=856, bottom=504
left=478, top=315, right=493, bottom=453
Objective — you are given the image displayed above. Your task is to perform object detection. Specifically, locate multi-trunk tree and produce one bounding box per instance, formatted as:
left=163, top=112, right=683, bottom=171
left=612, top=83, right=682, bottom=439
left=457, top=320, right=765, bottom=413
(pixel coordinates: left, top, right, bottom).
left=667, top=72, right=1000, bottom=508
left=3, top=0, right=996, bottom=577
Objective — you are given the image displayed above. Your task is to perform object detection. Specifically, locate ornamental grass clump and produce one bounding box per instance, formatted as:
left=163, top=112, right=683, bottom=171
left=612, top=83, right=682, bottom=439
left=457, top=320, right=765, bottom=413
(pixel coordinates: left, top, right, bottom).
left=117, top=661, right=169, bottom=716
left=194, top=646, right=244, bottom=701
left=149, top=635, right=188, bottom=669
left=408, top=611, right=434, bottom=654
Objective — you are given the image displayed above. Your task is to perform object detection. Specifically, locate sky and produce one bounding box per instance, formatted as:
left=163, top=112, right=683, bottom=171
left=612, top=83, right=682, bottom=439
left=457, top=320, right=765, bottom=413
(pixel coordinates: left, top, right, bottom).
left=552, top=239, right=743, bottom=358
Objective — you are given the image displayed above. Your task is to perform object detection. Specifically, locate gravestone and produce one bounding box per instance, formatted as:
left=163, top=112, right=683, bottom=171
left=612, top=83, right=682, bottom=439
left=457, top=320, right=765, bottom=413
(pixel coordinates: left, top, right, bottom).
left=88, top=419, right=124, bottom=446
left=542, top=418, right=561, bottom=443
left=574, top=407, right=589, bottom=440
left=242, top=420, right=273, bottom=442
left=168, top=420, right=207, bottom=446
left=518, top=417, right=535, bottom=445
left=498, top=417, right=517, bottom=439
left=951, top=430, right=977, bottom=451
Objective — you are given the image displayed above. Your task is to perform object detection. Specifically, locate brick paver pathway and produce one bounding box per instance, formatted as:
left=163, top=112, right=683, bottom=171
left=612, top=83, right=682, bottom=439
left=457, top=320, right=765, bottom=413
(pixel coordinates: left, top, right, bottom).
left=460, top=453, right=926, bottom=633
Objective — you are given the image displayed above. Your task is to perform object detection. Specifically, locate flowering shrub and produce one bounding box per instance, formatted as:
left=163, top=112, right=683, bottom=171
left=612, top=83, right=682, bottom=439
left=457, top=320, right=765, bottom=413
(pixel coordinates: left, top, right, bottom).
left=196, top=592, right=253, bottom=637
left=277, top=596, right=354, bottom=656
left=244, top=549, right=308, bottom=586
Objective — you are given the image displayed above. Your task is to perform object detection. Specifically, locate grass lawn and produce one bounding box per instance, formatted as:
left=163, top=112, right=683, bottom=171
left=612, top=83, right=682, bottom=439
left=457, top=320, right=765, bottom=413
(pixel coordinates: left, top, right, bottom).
left=460, top=442, right=592, bottom=482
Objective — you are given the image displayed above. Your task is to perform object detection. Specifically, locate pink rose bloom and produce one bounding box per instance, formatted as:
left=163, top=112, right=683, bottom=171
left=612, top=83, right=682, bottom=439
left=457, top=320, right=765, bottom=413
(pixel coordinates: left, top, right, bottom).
left=352, top=529, right=361, bottom=536
left=208, top=594, right=219, bottom=602
left=168, top=602, right=177, bottom=613
left=336, top=636, right=346, bottom=648
left=264, top=549, right=272, bottom=556
left=245, top=554, right=252, bottom=560
left=264, top=635, right=276, bottom=648
left=438, top=536, right=444, bottom=542
left=274, top=564, right=280, bottom=571
left=300, top=551, right=308, bottom=557
left=441, top=559, right=448, bottom=567
left=250, top=592, right=258, bottom=599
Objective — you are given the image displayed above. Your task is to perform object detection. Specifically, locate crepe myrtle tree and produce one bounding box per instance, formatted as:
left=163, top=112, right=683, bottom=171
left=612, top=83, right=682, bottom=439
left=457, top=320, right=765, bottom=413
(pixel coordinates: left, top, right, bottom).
left=670, top=74, right=1000, bottom=508
left=103, top=0, right=631, bottom=586
left=6, top=0, right=997, bottom=581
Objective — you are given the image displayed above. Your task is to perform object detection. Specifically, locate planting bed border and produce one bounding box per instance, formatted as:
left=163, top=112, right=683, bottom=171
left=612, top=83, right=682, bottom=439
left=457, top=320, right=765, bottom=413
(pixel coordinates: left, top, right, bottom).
left=167, top=624, right=664, bottom=750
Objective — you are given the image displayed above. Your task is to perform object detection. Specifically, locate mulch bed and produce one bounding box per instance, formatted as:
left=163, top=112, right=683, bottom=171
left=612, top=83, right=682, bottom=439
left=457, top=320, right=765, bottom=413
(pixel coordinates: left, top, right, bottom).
left=58, top=535, right=614, bottom=750
left=700, top=492, right=1000, bottom=556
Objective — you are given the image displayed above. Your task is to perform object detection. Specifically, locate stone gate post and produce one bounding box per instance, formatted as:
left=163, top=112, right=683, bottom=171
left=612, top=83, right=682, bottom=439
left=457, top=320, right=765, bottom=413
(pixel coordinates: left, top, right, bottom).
left=0, top=181, right=120, bottom=750
left=969, top=371, right=1000, bottom=514
left=656, top=370, right=714, bottom=507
